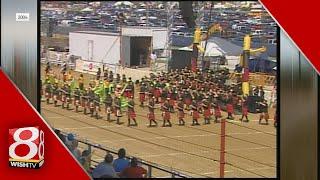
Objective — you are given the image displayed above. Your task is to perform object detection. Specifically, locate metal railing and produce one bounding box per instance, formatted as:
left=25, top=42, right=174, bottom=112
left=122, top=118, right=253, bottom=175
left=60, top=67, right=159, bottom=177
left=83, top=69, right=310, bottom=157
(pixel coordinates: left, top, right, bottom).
left=58, top=129, right=191, bottom=178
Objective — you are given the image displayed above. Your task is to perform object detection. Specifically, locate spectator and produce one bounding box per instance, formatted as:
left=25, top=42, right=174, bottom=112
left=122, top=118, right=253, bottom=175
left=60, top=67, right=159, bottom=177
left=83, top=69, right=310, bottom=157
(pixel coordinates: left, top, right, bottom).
left=79, top=150, right=92, bottom=173
left=92, top=153, right=118, bottom=178
left=65, top=133, right=75, bottom=150
left=113, top=148, right=130, bottom=173
left=120, top=157, right=147, bottom=178
left=54, top=129, right=66, bottom=144
left=70, top=140, right=81, bottom=161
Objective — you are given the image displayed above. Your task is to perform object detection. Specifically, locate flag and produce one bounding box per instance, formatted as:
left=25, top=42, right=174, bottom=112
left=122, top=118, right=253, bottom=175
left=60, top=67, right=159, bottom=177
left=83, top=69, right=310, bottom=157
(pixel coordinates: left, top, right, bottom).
left=94, top=81, right=105, bottom=101
left=120, top=96, right=128, bottom=109
left=70, top=78, right=77, bottom=91
left=49, top=75, right=55, bottom=84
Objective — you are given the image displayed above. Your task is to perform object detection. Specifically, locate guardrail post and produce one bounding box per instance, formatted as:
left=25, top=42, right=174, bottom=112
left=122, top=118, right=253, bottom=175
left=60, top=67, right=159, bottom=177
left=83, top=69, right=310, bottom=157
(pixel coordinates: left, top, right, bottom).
left=220, top=118, right=226, bottom=178
left=147, top=165, right=152, bottom=178
left=171, top=170, right=175, bottom=178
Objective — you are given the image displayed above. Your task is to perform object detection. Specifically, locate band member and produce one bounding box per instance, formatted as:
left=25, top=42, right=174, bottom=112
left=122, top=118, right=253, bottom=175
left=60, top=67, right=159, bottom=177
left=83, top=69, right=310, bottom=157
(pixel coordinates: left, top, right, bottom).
left=161, top=100, right=172, bottom=127
left=45, top=82, right=52, bottom=104
left=78, top=74, right=84, bottom=91
left=183, top=90, right=192, bottom=110
left=122, top=74, right=127, bottom=84
left=109, top=70, right=114, bottom=82
left=139, top=83, right=147, bottom=107
left=148, top=97, right=158, bottom=127
left=203, top=100, right=211, bottom=125
left=226, top=98, right=234, bottom=120
left=213, top=103, right=222, bottom=123
left=93, top=94, right=101, bottom=119
left=74, top=87, right=81, bottom=112
left=109, top=79, right=115, bottom=94
left=61, top=63, right=67, bottom=79
left=63, top=71, right=68, bottom=83
left=160, top=89, right=168, bottom=105
left=127, top=96, right=137, bottom=126
left=124, top=79, right=133, bottom=98
left=168, top=97, right=175, bottom=113
left=104, top=94, right=113, bottom=121
left=116, top=74, right=121, bottom=84
left=81, top=88, right=89, bottom=115
left=259, top=100, right=269, bottom=125
left=127, top=77, right=134, bottom=98
left=61, top=84, right=71, bottom=109
left=240, top=97, right=249, bottom=122
left=114, top=96, right=122, bottom=125
left=45, top=62, right=51, bottom=75
left=88, top=90, right=96, bottom=117
left=96, top=68, right=101, bottom=80
left=191, top=100, right=200, bottom=126
left=177, top=98, right=185, bottom=126
left=154, top=86, right=161, bottom=104
left=52, top=82, right=59, bottom=107
left=115, top=84, right=123, bottom=98
left=104, top=78, right=110, bottom=95
left=103, top=69, right=108, bottom=79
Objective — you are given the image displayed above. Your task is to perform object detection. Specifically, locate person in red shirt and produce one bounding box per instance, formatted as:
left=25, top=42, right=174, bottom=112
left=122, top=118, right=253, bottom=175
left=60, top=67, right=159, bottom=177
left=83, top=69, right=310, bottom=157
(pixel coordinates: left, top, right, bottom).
left=120, top=157, right=147, bottom=178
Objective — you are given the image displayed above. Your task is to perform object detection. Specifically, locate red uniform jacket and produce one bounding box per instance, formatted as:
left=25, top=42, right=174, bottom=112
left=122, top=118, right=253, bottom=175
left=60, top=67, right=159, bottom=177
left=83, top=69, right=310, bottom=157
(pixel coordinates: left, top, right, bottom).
left=214, top=106, right=222, bottom=117
left=192, top=110, right=200, bottom=119
left=226, top=104, right=234, bottom=114
left=139, top=93, right=145, bottom=102
left=242, top=103, right=248, bottom=116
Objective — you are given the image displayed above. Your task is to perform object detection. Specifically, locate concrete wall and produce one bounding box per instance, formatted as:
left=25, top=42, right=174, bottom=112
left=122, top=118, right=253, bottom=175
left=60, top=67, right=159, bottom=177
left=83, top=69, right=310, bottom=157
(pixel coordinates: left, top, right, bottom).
left=69, top=32, right=120, bottom=65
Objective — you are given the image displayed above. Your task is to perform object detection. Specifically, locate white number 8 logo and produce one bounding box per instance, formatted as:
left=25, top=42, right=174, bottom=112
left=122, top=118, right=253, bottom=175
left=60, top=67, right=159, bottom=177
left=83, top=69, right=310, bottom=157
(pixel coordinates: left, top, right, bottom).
left=9, top=127, right=44, bottom=160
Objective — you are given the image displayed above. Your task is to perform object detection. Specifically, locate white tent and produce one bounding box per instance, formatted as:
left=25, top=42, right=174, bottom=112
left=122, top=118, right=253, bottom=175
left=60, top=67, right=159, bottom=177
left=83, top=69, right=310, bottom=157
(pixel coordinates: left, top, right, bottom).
left=200, top=41, right=224, bottom=57
left=158, top=4, right=164, bottom=9
left=139, top=3, right=146, bottom=7
left=81, top=7, right=93, bottom=12
left=179, top=41, right=224, bottom=57
left=114, top=1, right=134, bottom=7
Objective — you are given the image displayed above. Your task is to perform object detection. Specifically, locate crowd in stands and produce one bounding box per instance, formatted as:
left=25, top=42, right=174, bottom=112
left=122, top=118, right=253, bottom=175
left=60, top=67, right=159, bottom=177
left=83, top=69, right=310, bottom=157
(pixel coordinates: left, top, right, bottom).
left=54, top=129, right=147, bottom=178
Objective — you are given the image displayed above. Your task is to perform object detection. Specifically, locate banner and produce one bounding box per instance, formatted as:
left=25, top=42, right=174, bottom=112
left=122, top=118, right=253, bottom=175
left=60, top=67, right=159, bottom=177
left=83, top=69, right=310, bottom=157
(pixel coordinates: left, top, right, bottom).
left=75, top=59, right=117, bottom=75
left=75, top=59, right=103, bottom=75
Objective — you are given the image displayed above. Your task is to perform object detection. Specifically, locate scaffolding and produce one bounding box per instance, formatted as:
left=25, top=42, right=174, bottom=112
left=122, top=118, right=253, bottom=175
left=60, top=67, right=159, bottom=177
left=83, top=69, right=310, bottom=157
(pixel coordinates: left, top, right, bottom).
left=164, top=2, right=174, bottom=72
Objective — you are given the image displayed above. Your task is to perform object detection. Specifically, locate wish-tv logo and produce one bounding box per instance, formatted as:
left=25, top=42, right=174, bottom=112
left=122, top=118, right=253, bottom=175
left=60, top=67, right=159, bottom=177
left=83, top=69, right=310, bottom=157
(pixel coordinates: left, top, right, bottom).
left=9, top=127, right=44, bottom=169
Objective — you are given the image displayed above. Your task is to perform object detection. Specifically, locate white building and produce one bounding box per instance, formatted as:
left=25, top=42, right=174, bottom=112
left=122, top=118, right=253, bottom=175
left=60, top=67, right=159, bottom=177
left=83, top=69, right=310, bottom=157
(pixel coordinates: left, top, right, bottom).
left=69, top=27, right=167, bottom=66
left=70, top=31, right=120, bottom=65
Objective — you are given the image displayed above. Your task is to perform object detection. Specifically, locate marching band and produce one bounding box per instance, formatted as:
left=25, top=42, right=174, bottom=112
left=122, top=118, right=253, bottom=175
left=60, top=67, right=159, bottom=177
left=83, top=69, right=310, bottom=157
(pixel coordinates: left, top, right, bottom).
left=42, top=65, right=276, bottom=128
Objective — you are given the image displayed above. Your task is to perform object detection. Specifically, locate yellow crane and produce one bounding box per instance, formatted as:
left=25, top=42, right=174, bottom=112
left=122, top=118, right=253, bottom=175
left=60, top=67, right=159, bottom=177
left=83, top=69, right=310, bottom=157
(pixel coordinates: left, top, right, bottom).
left=190, top=23, right=223, bottom=71
left=241, top=35, right=266, bottom=96
left=192, top=23, right=223, bottom=52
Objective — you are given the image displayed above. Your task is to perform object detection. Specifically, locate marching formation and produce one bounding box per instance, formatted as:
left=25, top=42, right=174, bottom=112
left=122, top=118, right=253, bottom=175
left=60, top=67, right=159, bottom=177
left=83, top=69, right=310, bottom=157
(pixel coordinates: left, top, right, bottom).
left=42, top=64, right=276, bottom=128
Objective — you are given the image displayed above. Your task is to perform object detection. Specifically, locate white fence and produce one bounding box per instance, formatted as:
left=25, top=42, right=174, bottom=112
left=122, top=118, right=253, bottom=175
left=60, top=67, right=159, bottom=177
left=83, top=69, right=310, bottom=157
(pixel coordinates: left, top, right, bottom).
left=74, top=59, right=153, bottom=81
left=43, top=51, right=155, bottom=80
